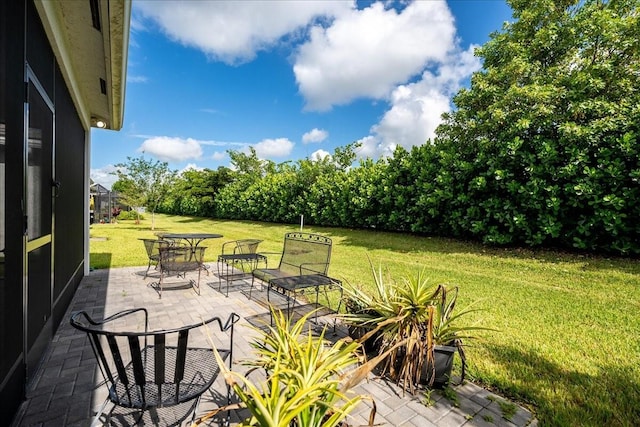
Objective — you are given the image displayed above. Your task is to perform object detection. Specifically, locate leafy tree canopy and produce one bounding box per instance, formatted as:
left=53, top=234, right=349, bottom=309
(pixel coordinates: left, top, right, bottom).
left=112, top=156, right=176, bottom=229
left=434, top=0, right=640, bottom=252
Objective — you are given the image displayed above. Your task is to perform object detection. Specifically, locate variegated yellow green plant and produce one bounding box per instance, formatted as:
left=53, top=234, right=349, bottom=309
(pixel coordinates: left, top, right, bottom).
left=199, top=309, right=388, bottom=427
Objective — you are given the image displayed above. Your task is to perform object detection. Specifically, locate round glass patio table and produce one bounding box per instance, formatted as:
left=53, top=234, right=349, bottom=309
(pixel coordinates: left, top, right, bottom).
left=156, top=232, right=223, bottom=248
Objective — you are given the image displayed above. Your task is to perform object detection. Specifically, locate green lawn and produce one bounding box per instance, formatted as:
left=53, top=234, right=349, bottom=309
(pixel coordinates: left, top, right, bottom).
left=90, top=213, right=640, bottom=426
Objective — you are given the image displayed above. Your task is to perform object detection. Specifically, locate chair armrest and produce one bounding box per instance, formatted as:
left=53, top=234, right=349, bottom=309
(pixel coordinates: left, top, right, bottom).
left=221, top=240, right=238, bottom=255
left=203, top=312, right=241, bottom=333
left=298, top=262, right=329, bottom=275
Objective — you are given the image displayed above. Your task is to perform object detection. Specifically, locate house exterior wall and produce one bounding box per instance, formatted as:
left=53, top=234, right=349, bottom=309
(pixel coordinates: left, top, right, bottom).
left=1, top=0, right=88, bottom=420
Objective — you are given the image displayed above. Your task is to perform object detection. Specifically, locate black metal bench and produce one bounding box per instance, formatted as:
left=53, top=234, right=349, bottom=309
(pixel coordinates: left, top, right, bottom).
left=251, top=232, right=342, bottom=326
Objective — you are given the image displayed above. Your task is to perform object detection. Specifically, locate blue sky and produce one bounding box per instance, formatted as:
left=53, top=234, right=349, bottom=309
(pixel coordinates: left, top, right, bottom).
left=91, top=0, right=513, bottom=188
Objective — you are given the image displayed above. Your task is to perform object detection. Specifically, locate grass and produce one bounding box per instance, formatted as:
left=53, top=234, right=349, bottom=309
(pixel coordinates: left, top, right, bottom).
left=90, top=213, right=640, bottom=426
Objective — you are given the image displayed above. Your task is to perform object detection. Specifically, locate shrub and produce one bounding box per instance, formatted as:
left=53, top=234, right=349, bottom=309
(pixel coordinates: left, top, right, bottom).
left=117, top=210, right=144, bottom=221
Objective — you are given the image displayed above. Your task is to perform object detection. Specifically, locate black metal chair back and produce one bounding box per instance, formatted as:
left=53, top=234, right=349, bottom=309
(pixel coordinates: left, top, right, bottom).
left=217, top=239, right=267, bottom=296
left=278, top=232, right=332, bottom=276
left=157, top=243, right=207, bottom=298
left=140, top=238, right=166, bottom=278
left=70, top=309, right=239, bottom=424
left=221, top=238, right=262, bottom=256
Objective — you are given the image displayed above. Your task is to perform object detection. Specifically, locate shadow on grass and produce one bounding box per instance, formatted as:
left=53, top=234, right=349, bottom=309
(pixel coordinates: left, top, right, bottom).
left=175, top=216, right=209, bottom=224
left=300, top=226, right=640, bottom=275
left=480, top=343, right=640, bottom=426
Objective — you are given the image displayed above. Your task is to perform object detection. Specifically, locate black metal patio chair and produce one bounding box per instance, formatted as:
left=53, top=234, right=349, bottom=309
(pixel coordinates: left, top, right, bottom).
left=217, top=239, right=267, bottom=297
left=139, top=238, right=167, bottom=278
left=70, top=308, right=240, bottom=426
left=250, top=233, right=342, bottom=329
left=156, top=243, right=206, bottom=298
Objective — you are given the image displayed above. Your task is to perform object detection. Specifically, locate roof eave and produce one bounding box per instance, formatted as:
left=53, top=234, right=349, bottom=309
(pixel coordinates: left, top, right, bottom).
left=34, top=0, right=130, bottom=131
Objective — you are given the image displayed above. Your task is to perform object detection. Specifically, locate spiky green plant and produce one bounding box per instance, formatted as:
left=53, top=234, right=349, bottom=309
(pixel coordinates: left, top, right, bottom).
left=340, top=259, right=491, bottom=393
left=201, top=309, right=387, bottom=427
left=430, top=285, right=490, bottom=345
left=340, top=261, right=438, bottom=394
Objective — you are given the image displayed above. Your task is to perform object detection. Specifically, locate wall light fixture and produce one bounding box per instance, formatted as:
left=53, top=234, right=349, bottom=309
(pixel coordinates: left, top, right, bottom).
left=91, top=117, right=107, bottom=129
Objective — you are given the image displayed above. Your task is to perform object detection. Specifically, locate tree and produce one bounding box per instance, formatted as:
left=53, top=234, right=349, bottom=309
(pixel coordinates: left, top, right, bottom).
left=433, top=0, right=640, bottom=253
left=161, top=167, right=233, bottom=217
left=228, top=147, right=275, bottom=178
left=112, top=156, right=176, bottom=230
left=333, top=141, right=361, bottom=171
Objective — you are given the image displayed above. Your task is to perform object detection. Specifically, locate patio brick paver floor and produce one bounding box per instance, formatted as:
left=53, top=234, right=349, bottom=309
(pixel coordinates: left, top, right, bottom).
left=11, top=265, right=537, bottom=427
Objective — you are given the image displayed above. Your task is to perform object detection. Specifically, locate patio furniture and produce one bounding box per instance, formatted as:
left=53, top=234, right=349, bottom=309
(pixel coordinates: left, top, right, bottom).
left=217, top=239, right=267, bottom=297
left=251, top=232, right=342, bottom=327
left=155, top=232, right=223, bottom=249
left=70, top=308, right=240, bottom=426
left=156, top=233, right=223, bottom=277
left=156, top=243, right=206, bottom=298
left=140, top=238, right=167, bottom=278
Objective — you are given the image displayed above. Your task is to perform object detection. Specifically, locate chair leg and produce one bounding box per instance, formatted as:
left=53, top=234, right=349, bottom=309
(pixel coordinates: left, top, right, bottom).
left=90, top=398, right=112, bottom=427
left=217, top=257, right=223, bottom=293
left=249, top=276, right=255, bottom=300
left=144, top=260, right=152, bottom=279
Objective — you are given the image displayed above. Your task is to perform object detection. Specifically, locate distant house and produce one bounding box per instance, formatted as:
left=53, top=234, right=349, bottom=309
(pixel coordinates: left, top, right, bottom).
left=0, top=0, right=130, bottom=421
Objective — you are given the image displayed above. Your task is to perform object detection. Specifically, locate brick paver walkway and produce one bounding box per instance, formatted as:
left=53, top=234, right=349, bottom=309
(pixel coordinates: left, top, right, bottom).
left=11, top=265, right=536, bottom=427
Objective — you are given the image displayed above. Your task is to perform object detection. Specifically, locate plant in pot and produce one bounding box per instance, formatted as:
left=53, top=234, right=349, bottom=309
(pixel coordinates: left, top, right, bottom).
left=341, top=284, right=383, bottom=354
left=341, top=263, right=440, bottom=394
left=199, top=308, right=390, bottom=427
left=421, top=284, right=490, bottom=388
left=341, top=261, right=490, bottom=393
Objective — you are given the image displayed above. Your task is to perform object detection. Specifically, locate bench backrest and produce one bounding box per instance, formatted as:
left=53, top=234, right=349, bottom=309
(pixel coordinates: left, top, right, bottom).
left=277, top=232, right=332, bottom=276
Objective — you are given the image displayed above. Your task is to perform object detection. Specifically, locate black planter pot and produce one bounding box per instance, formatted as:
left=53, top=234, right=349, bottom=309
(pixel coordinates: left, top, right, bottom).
left=420, top=344, right=457, bottom=388
left=347, top=325, right=381, bottom=354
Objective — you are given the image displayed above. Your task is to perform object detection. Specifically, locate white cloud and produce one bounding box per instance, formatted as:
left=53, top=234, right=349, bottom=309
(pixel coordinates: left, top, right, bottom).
left=200, top=108, right=222, bottom=115
left=132, top=1, right=483, bottom=162
left=254, top=138, right=295, bottom=158
left=212, top=151, right=227, bottom=161
left=181, top=163, right=203, bottom=173
left=372, top=84, right=451, bottom=149
left=130, top=13, right=147, bottom=33
left=302, top=128, right=328, bottom=144
left=138, top=136, right=203, bottom=162
left=134, top=0, right=354, bottom=65
left=310, top=149, right=331, bottom=161
left=198, top=139, right=245, bottom=147
left=355, top=135, right=395, bottom=160
left=294, top=1, right=456, bottom=111
left=90, top=164, right=118, bottom=190
left=360, top=45, right=482, bottom=158
left=127, top=75, right=148, bottom=83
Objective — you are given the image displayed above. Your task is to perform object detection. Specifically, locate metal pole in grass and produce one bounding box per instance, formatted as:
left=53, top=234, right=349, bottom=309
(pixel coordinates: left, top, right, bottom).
left=300, top=214, right=304, bottom=231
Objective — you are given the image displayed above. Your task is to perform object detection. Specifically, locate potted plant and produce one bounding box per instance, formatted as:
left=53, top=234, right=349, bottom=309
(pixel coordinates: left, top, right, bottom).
left=200, top=309, right=389, bottom=427
left=340, top=260, right=489, bottom=393
left=342, top=285, right=382, bottom=354
left=341, top=262, right=440, bottom=394
left=421, top=285, right=488, bottom=387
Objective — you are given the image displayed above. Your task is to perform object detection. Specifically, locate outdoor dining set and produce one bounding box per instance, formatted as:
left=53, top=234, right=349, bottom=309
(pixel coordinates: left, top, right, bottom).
left=71, top=231, right=343, bottom=426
